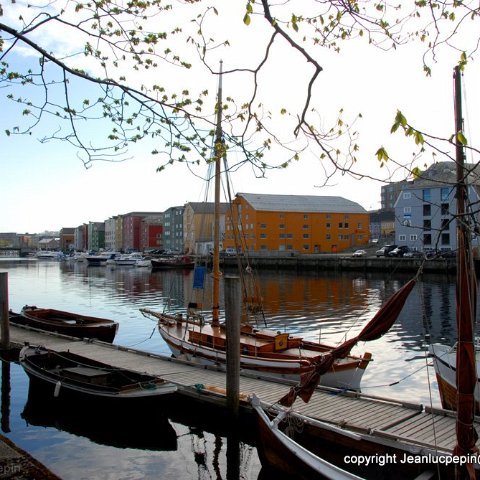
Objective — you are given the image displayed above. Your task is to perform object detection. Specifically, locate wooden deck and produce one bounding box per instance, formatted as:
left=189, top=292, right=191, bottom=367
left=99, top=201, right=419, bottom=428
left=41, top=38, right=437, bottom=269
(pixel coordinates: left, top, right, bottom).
left=4, top=324, right=477, bottom=458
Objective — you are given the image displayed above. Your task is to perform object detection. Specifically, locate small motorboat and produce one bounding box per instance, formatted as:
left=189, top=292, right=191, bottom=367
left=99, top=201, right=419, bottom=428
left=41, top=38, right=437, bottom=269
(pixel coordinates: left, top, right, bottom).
left=150, top=255, right=195, bottom=270
left=12, top=306, right=119, bottom=343
left=19, top=345, right=178, bottom=407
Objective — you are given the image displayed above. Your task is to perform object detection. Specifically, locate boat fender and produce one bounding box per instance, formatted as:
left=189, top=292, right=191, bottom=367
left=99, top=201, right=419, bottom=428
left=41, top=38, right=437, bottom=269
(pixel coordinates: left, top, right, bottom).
left=54, top=381, right=62, bottom=398
left=19, top=345, right=29, bottom=361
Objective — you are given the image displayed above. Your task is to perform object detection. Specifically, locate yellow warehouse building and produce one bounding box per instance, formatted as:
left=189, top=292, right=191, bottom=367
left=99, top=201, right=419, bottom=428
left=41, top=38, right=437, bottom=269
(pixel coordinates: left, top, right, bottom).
left=224, top=193, right=369, bottom=254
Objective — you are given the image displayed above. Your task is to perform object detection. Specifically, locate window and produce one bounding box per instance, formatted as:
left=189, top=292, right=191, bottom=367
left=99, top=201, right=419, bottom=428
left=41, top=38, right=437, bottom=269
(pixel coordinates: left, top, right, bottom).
left=326, top=223, right=331, bottom=229
left=303, top=245, right=310, bottom=250
left=260, top=233, right=267, bottom=239
left=423, top=189, right=431, bottom=202
left=303, top=234, right=310, bottom=239
left=441, top=204, right=449, bottom=216
left=303, top=214, right=309, bottom=220
left=423, top=204, right=431, bottom=216
left=326, top=234, right=331, bottom=240
left=441, top=233, right=450, bottom=245
left=423, top=234, right=432, bottom=245
left=260, top=224, right=267, bottom=229
left=403, top=192, right=411, bottom=199
left=279, top=224, right=285, bottom=229
left=441, top=219, right=450, bottom=231
left=423, top=220, right=431, bottom=230
left=303, top=225, right=310, bottom=229
left=410, top=234, right=417, bottom=241
left=441, top=187, right=451, bottom=201
left=399, top=235, right=406, bottom=241
left=404, top=207, right=411, bottom=214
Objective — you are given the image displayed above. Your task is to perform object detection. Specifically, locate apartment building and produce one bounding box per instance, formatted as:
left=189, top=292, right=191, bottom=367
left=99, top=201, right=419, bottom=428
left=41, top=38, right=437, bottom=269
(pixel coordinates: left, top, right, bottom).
left=394, top=161, right=480, bottom=252
left=183, top=202, right=229, bottom=255
left=163, top=206, right=185, bottom=252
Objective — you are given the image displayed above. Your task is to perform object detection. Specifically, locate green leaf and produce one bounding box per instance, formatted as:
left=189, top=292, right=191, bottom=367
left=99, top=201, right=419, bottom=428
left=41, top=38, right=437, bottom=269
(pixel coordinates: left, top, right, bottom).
left=375, top=147, right=389, bottom=162
left=411, top=167, right=422, bottom=179
left=457, top=131, right=468, bottom=145
left=391, top=110, right=407, bottom=133
left=414, top=131, right=424, bottom=145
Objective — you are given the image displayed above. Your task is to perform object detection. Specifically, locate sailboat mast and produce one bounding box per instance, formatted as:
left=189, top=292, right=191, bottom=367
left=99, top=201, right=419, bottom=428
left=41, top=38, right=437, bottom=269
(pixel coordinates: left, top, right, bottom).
left=453, top=65, right=478, bottom=479
left=212, top=61, right=223, bottom=328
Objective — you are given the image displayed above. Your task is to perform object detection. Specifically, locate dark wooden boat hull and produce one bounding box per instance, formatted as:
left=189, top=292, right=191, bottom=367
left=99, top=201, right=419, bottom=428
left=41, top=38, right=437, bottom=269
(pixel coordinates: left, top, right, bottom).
left=19, top=346, right=177, bottom=407
left=13, top=306, right=119, bottom=343
left=150, top=257, right=195, bottom=270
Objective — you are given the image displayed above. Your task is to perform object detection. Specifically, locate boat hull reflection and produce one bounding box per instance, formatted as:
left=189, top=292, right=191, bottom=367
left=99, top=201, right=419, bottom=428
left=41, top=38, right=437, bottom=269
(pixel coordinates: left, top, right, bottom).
left=22, top=381, right=178, bottom=451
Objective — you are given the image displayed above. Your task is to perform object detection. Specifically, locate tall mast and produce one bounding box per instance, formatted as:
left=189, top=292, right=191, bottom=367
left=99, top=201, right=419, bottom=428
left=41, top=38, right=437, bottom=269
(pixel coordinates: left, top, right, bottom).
left=453, top=65, right=477, bottom=480
left=211, top=61, right=223, bottom=328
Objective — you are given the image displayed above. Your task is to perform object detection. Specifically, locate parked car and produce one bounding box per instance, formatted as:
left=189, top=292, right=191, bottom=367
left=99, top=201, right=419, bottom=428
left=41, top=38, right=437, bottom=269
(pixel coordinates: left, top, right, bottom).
left=403, top=250, right=423, bottom=258
left=439, top=249, right=456, bottom=258
left=388, top=246, right=410, bottom=258
left=375, top=245, right=397, bottom=257
left=352, top=249, right=367, bottom=257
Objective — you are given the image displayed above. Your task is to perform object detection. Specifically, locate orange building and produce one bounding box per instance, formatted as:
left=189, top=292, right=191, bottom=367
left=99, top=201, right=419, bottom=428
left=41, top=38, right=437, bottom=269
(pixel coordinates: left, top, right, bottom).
left=224, top=193, right=369, bottom=254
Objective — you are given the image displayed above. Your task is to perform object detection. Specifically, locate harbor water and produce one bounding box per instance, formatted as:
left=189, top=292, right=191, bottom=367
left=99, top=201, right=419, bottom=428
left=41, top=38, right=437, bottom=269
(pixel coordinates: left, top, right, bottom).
left=0, top=258, right=471, bottom=479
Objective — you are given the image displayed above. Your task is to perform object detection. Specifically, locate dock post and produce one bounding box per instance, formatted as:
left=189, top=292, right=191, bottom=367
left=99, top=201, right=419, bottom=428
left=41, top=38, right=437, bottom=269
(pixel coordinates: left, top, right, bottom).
left=0, top=272, right=9, bottom=350
left=224, top=275, right=240, bottom=420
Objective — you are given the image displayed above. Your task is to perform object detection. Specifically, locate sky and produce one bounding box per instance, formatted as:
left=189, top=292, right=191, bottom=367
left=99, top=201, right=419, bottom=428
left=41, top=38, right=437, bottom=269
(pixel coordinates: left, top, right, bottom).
left=1, top=2, right=480, bottom=233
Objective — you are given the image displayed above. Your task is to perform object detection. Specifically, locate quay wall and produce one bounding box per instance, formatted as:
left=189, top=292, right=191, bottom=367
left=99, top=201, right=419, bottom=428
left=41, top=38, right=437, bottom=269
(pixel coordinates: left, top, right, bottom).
left=220, top=254, right=462, bottom=274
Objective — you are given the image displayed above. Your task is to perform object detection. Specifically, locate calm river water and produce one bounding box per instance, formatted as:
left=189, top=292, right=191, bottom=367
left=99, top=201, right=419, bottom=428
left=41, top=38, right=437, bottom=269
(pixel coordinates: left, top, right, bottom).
left=0, top=258, right=472, bottom=479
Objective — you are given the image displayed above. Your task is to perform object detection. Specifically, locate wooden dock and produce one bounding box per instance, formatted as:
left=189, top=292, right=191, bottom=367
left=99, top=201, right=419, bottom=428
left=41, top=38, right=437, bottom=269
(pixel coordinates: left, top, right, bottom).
left=4, top=324, right=478, bottom=461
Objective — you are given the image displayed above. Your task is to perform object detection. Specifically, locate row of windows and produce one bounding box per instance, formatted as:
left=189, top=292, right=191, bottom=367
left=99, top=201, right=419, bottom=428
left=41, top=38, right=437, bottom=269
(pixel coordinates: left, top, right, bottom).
left=403, top=188, right=452, bottom=202
left=398, top=233, right=451, bottom=245
left=242, top=234, right=354, bottom=241
left=228, top=222, right=363, bottom=230
left=403, top=204, right=450, bottom=216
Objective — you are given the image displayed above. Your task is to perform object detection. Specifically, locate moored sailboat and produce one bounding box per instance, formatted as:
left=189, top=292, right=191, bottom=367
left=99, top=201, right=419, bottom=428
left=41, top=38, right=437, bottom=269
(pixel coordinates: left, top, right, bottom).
left=140, top=63, right=375, bottom=390
left=254, top=65, right=480, bottom=480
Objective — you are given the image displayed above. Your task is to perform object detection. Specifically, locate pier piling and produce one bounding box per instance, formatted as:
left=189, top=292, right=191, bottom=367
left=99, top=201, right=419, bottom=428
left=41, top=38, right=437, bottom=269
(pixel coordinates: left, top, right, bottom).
left=0, top=273, right=9, bottom=350
left=224, top=274, right=240, bottom=421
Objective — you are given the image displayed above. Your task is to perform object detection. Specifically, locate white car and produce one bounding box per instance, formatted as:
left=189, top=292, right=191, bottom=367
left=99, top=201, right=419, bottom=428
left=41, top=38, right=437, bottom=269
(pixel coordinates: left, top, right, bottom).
left=352, top=249, right=367, bottom=257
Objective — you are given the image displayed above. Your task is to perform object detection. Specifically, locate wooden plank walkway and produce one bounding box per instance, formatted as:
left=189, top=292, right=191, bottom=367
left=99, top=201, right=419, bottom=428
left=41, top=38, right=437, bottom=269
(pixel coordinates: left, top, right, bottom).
left=5, top=324, right=477, bottom=457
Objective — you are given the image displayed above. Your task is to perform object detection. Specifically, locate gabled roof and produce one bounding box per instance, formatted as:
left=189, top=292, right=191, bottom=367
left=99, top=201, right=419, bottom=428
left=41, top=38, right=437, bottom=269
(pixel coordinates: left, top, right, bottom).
left=237, top=193, right=366, bottom=214
left=186, top=202, right=229, bottom=214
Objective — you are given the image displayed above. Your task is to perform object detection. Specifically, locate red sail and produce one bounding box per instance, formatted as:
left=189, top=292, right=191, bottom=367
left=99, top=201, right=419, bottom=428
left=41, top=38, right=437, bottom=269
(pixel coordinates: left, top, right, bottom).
left=279, top=278, right=416, bottom=407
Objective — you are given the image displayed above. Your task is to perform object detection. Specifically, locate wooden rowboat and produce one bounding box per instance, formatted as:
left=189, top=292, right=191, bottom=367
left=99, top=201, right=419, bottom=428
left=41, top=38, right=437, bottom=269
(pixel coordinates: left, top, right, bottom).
left=11, top=306, right=119, bottom=343
left=252, top=395, right=362, bottom=480
left=19, top=345, right=177, bottom=406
